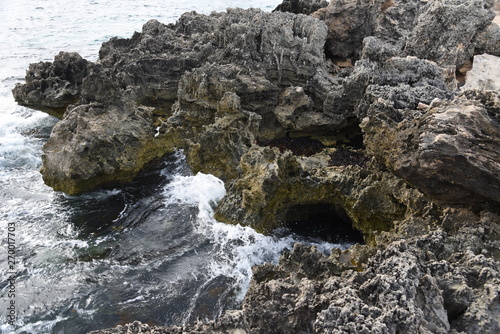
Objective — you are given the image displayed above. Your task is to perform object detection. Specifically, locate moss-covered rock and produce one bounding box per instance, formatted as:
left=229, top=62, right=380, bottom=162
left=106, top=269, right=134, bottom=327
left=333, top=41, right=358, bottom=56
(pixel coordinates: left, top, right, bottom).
left=40, top=102, right=176, bottom=194
left=215, top=145, right=433, bottom=245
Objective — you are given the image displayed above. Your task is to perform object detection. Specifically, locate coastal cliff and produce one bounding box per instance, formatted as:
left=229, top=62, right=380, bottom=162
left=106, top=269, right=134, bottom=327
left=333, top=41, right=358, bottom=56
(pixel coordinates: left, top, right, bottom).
left=13, top=0, right=500, bottom=333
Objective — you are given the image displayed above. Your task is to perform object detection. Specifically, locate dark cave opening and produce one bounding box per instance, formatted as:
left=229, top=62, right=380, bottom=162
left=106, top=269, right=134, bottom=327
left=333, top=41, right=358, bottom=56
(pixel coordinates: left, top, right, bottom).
left=283, top=203, right=364, bottom=244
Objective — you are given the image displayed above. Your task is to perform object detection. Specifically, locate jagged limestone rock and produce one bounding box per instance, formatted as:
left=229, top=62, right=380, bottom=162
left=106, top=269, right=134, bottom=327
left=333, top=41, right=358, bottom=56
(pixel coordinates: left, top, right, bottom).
left=89, top=213, right=498, bottom=334
left=313, top=0, right=496, bottom=67
left=475, top=21, right=500, bottom=56
left=12, top=51, right=92, bottom=119
left=324, top=43, right=453, bottom=121
left=361, top=92, right=500, bottom=207
left=214, top=145, right=431, bottom=244
left=13, top=9, right=333, bottom=194
left=405, top=0, right=495, bottom=67
left=13, top=2, right=500, bottom=332
left=462, top=54, right=500, bottom=90
left=274, top=0, right=329, bottom=15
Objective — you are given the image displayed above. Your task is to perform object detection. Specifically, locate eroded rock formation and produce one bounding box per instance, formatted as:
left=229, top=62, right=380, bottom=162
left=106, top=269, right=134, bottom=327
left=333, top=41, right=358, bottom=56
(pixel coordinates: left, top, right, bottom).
left=88, top=212, right=500, bottom=334
left=14, top=8, right=333, bottom=194
left=274, top=0, right=329, bottom=14
left=13, top=0, right=500, bottom=333
left=362, top=91, right=500, bottom=207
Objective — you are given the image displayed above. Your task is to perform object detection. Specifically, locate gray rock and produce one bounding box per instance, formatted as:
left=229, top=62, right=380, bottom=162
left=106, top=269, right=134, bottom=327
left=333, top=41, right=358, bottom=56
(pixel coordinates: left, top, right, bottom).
left=40, top=102, right=171, bottom=194
left=462, top=54, right=500, bottom=91
left=361, top=92, right=500, bottom=207
left=474, top=21, right=500, bottom=56
left=274, top=0, right=329, bottom=15
left=324, top=43, right=453, bottom=121
left=405, top=0, right=495, bottom=67
left=312, top=0, right=381, bottom=60
left=12, top=51, right=92, bottom=118
left=11, top=3, right=500, bottom=334
left=313, top=0, right=496, bottom=66
left=93, top=214, right=497, bottom=334
left=14, top=9, right=331, bottom=194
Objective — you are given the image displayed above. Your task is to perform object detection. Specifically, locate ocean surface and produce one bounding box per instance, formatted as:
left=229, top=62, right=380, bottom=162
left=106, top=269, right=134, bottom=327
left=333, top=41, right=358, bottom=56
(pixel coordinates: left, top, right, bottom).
left=0, top=1, right=342, bottom=333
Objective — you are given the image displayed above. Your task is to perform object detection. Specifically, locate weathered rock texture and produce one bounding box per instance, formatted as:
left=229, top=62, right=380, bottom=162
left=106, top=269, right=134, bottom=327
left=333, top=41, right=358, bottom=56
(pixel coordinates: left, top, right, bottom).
left=13, top=51, right=92, bottom=118
left=312, top=0, right=495, bottom=67
left=13, top=0, right=500, bottom=333
left=40, top=102, right=172, bottom=194
left=89, top=211, right=500, bottom=334
left=14, top=8, right=332, bottom=194
left=462, top=54, right=500, bottom=90
left=362, top=91, right=500, bottom=208
left=274, top=0, right=329, bottom=15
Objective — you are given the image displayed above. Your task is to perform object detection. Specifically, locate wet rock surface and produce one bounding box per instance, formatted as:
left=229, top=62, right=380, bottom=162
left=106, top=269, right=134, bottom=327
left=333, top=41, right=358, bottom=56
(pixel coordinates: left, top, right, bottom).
left=13, top=0, right=500, bottom=333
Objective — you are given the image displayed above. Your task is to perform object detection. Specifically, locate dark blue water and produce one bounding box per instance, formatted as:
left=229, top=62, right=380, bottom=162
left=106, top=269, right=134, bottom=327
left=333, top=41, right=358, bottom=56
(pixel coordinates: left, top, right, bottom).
left=0, top=1, right=344, bottom=333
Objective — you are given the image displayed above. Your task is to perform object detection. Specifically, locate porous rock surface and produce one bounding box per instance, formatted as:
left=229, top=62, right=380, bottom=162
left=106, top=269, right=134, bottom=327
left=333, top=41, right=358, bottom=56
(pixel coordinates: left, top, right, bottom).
left=274, top=0, right=329, bottom=14
left=312, top=0, right=495, bottom=66
left=362, top=90, right=500, bottom=207
left=14, top=8, right=332, bottom=194
left=13, top=0, right=500, bottom=333
left=89, top=212, right=500, bottom=334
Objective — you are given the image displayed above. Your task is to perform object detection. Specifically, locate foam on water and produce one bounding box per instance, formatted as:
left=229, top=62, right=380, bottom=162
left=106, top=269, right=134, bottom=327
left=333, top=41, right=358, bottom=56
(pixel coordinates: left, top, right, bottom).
left=163, top=172, right=335, bottom=303
left=165, top=173, right=226, bottom=218
left=163, top=172, right=289, bottom=315
left=0, top=1, right=332, bottom=333
left=3, top=316, right=69, bottom=334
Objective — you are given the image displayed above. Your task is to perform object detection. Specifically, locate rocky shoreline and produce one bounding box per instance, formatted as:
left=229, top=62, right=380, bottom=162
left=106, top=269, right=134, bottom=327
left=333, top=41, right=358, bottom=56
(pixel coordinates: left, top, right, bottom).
left=13, top=0, right=500, bottom=333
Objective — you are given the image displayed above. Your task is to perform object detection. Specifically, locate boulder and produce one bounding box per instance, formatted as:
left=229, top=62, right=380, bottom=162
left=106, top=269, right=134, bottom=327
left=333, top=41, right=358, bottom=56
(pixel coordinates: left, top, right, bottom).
left=40, top=102, right=173, bottom=194
left=361, top=92, right=500, bottom=207
left=12, top=51, right=92, bottom=118
left=274, top=0, right=329, bottom=14
left=462, top=54, right=500, bottom=91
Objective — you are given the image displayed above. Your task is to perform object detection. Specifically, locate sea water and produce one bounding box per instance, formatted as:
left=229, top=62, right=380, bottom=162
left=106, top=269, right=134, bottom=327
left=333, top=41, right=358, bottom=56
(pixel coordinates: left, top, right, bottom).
left=0, top=1, right=341, bottom=333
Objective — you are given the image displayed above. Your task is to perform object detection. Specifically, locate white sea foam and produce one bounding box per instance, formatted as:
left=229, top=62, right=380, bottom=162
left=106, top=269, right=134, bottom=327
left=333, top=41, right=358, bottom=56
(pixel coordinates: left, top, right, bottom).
left=165, top=172, right=226, bottom=215
left=163, top=172, right=294, bottom=301
left=163, top=169, right=350, bottom=305
left=0, top=1, right=299, bottom=332
left=6, top=316, right=69, bottom=334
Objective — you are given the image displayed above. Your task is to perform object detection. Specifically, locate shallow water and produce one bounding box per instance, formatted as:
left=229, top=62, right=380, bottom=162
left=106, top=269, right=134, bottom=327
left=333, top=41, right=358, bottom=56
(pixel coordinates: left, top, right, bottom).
left=0, top=1, right=346, bottom=333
